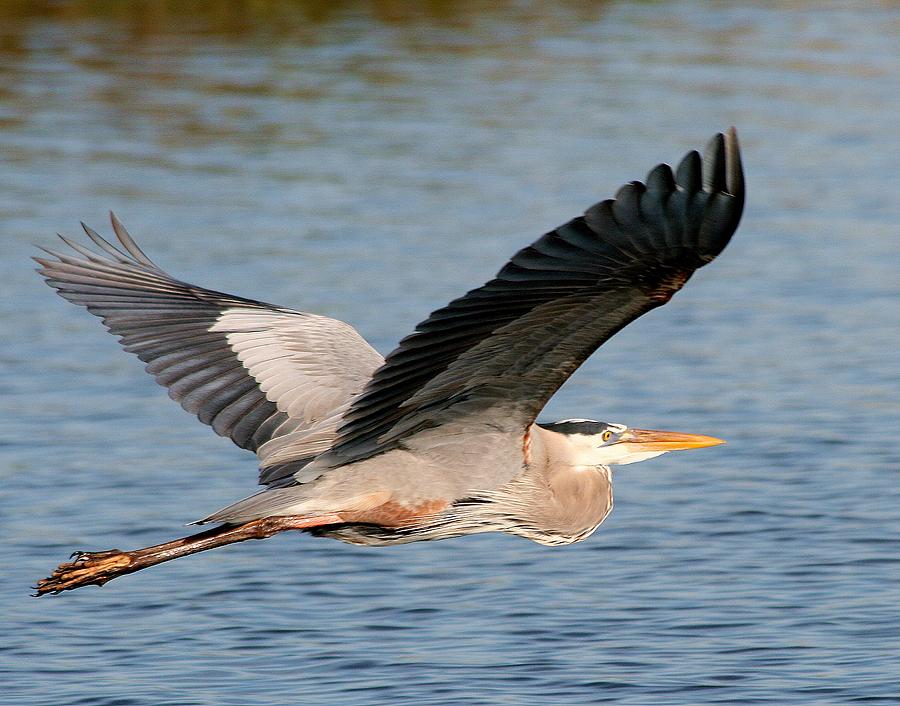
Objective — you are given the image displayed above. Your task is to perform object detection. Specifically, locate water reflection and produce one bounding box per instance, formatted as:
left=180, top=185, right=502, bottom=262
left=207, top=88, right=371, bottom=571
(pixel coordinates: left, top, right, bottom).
left=2, top=2, right=899, bottom=705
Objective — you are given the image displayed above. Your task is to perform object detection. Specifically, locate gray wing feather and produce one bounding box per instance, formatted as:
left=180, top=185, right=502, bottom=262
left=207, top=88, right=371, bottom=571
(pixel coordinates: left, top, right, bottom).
left=322, top=129, right=745, bottom=466
left=35, top=215, right=383, bottom=485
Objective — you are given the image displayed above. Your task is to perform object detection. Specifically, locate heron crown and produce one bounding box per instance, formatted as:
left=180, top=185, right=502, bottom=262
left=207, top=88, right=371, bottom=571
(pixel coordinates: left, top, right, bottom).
left=538, top=419, right=627, bottom=437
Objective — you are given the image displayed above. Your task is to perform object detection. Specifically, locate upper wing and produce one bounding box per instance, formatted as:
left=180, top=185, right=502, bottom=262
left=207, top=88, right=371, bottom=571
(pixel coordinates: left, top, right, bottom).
left=35, top=215, right=383, bottom=486
left=322, top=129, right=745, bottom=467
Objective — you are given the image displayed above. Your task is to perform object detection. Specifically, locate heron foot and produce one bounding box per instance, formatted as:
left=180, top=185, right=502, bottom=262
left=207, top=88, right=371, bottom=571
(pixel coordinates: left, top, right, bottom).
left=34, top=549, right=133, bottom=596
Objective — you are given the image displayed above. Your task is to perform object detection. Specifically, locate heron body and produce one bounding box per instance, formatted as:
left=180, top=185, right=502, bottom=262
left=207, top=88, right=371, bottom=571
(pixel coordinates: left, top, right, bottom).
left=34, top=129, right=744, bottom=595
left=294, top=422, right=619, bottom=547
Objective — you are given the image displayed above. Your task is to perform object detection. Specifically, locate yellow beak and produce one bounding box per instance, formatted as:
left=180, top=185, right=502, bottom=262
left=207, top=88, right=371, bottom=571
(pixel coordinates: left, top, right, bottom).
left=620, top=428, right=725, bottom=452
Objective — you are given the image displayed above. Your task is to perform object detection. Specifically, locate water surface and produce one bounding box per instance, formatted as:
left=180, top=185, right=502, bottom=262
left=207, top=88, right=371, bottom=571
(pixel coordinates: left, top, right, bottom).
left=2, top=2, right=899, bottom=704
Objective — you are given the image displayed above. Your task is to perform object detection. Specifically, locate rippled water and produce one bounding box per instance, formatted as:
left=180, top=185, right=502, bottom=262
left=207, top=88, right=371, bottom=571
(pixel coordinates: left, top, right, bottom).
left=2, top=3, right=899, bottom=704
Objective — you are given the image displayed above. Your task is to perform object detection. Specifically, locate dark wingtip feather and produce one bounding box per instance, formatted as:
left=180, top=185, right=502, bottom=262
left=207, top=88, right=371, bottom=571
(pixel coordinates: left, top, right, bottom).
left=32, top=254, right=55, bottom=280
left=724, top=126, right=745, bottom=204
left=645, top=163, right=675, bottom=193
left=34, top=244, right=64, bottom=260
left=58, top=233, right=105, bottom=262
left=702, top=132, right=727, bottom=193
left=675, top=150, right=702, bottom=193
left=80, top=221, right=131, bottom=263
left=110, top=212, right=157, bottom=268
left=34, top=244, right=78, bottom=282
left=702, top=128, right=744, bottom=202
left=695, top=128, right=745, bottom=256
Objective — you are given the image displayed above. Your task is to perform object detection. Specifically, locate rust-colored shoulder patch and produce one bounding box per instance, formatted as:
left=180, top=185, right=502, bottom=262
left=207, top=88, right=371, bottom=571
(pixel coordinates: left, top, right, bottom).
left=339, top=499, right=450, bottom=528
left=636, top=266, right=694, bottom=304
left=650, top=268, right=691, bottom=303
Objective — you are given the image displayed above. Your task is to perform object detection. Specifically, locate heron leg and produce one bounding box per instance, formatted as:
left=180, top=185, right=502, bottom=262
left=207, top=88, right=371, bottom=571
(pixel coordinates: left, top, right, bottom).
left=33, top=514, right=342, bottom=596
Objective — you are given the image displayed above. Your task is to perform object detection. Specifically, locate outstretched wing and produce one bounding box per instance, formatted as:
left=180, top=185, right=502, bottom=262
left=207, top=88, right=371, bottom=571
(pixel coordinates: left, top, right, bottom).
left=35, top=215, right=383, bottom=486
left=323, top=129, right=745, bottom=467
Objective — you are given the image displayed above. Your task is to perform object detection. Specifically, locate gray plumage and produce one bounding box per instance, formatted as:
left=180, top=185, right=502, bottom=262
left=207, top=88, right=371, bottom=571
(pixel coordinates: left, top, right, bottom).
left=37, top=214, right=383, bottom=487
left=34, top=129, right=744, bottom=595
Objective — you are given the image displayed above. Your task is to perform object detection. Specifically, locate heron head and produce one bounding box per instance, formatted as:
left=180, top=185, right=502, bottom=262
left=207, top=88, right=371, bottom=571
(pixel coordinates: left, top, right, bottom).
left=538, top=418, right=724, bottom=466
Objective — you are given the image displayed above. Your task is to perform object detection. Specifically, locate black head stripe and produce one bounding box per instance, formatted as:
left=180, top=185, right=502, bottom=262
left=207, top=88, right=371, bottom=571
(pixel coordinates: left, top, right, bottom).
left=538, top=419, right=609, bottom=436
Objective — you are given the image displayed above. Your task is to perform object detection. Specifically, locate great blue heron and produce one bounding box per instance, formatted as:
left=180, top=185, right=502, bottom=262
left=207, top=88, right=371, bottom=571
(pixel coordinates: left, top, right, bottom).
left=33, top=129, right=744, bottom=596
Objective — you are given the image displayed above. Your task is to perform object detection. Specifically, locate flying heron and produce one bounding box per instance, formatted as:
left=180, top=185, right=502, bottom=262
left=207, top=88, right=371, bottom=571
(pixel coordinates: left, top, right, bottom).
left=33, top=129, right=744, bottom=596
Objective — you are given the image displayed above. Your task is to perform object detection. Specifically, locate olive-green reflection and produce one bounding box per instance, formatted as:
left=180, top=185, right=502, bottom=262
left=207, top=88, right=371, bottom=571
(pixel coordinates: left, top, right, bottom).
left=0, top=0, right=610, bottom=45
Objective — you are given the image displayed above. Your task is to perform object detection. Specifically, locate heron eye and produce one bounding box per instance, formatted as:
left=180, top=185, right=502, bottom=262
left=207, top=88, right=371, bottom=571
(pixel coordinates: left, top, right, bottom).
left=601, top=430, right=613, bottom=442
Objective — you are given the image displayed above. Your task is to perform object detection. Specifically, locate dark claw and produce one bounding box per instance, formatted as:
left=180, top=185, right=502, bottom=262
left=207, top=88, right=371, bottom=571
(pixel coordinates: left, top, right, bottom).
left=34, top=548, right=131, bottom=596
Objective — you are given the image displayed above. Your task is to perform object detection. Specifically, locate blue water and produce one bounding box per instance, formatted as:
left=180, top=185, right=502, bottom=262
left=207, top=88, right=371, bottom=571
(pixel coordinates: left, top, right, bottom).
left=2, top=3, right=899, bottom=704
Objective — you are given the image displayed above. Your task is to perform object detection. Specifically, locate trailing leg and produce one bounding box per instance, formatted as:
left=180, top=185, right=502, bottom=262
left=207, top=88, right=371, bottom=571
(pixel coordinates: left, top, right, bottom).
left=33, top=514, right=342, bottom=596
